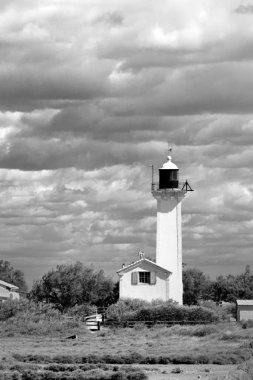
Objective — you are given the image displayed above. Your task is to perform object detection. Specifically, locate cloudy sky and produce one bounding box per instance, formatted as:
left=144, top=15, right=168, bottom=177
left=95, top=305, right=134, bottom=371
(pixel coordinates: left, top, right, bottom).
left=1, top=0, right=253, bottom=287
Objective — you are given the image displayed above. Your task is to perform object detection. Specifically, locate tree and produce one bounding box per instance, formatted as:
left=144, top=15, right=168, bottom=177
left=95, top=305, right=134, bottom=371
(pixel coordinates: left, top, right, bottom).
left=210, top=266, right=253, bottom=302
left=29, top=262, right=117, bottom=310
left=0, top=260, right=27, bottom=291
left=183, top=268, right=211, bottom=305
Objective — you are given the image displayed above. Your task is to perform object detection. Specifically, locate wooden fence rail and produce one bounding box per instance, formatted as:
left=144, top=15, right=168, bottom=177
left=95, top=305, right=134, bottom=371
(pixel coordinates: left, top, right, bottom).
left=104, top=320, right=213, bottom=328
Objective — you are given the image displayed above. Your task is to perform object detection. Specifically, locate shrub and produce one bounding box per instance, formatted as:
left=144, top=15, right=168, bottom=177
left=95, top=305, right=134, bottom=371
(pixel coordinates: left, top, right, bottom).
left=0, top=317, right=81, bottom=337
left=241, top=319, right=253, bottom=329
left=171, top=367, right=183, bottom=374
left=0, top=363, right=148, bottom=380
left=0, top=300, right=96, bottom=336
left=0, top=372, right=21, bottom=380
left=0, top=299, right=62, bottom=322
left=200, top=300, right=236, bottom=320
left=106, top=299, right=150, bottom=322
left=13, top=350, right=250, bottom=366
left=106, top=299, right=219, bottom=325
left=66, top=304, right=97, bottom=319
left=169, top=324, right=219, bottom=337
left=170, top=354, right=211, bottom=365
left=0, top=299, right=27, bottom=321
left=119, top=304, right=218, bottom=324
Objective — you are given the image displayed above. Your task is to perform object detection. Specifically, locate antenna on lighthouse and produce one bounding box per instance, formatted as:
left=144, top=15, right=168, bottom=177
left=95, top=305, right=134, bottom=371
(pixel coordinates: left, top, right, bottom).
left=151, top=164, right=155, bottom=191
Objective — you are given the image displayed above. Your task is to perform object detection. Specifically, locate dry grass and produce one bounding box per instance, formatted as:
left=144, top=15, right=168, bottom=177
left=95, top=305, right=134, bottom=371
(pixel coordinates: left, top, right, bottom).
left=0, top=323, right=253, bottom=366
left=1, top=322, right=252, bottom=379
left=0, top=362, right=148, bottom=380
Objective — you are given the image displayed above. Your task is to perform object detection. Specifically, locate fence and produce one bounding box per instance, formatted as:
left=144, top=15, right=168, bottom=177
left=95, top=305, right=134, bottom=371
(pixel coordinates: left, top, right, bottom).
left=103, top=320, right=213, bottom=328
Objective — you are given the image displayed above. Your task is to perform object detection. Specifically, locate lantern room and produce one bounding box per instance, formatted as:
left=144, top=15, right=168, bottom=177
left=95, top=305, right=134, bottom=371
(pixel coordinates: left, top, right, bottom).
left=159, top=156, right=179, bottom=189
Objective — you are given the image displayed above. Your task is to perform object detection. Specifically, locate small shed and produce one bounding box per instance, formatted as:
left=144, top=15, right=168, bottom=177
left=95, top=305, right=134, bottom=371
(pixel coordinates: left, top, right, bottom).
left=117, top=257, right=171, bottom=302
left=236, top=300, right=253, bottom=321
left=0, top=280, right=19, bottom=302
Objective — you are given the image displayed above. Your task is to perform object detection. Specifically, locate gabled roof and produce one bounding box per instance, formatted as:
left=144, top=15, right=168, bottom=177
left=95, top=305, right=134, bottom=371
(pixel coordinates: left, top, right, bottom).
left=0, top=280, right=19, bottom=290
left=117, top=257, right=171, bottom=275
left=236, top=300, right=253, bottom=306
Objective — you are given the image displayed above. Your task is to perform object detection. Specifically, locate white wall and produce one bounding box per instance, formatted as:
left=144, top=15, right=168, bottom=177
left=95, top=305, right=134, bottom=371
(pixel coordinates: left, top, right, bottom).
left=237, top=306, right=253, bottom=321
left=119, top=261, right=170, bottom=302
left=154, top=190, right=185, bottom=304
left=10, top=291, right=20, bottom=300
left=0, top=286, right=19, bottom=301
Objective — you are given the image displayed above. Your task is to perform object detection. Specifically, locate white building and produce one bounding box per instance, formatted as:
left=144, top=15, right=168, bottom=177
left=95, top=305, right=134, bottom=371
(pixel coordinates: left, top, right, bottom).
left=0, top=280, right=20, bottom=302
left=117, top=255, right=171, bottom=302
left=236, top=300, right=253, bottom=321
left=117, top=154, right=192, bottom=305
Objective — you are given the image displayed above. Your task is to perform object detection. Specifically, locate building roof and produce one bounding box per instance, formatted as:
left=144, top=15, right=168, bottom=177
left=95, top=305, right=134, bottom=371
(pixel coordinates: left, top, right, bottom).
left=236, top=300, right=253, bottom=306
left=0, top=280, right=19, bottom=290
left=117, top=257, right=172, bottom=275
left=160, top=156, right=178, bottom=170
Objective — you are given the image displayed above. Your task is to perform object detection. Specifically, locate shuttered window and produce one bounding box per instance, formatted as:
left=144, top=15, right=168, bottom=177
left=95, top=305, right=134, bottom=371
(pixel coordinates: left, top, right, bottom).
left=150, top=271, right=156, bottom=285
left=131, top=271, right=156, bottom=285
left=131, top=272, right=138, bottom=285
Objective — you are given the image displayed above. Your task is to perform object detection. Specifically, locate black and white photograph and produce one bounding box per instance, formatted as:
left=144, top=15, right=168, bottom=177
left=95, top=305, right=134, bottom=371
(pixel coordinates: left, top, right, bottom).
left=0, top=1, right=253, bottom=379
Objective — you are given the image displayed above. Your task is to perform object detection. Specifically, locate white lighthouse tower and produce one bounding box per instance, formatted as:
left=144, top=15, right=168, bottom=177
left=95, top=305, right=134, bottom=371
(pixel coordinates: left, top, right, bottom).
left=117, top=150, right=192, bottom=305
left=151, top=153, right=192, bottom=305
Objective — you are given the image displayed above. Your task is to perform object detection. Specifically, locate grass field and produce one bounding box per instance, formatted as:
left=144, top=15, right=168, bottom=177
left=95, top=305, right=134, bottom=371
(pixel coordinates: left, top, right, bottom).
left=1, top=322, right=253, bottom=363
left=0, top=322, right=253, bottom=379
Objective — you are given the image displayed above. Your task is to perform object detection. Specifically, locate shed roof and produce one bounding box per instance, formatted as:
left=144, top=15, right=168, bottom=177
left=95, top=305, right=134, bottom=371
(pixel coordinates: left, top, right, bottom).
left=0, top=280, right=19, bottom=290
left=236, top=300, right=253, bottom=306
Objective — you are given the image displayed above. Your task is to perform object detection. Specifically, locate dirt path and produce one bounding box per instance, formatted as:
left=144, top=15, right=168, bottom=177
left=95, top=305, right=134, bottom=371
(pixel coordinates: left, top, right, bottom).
left=142, top=364, right=237, bottom=380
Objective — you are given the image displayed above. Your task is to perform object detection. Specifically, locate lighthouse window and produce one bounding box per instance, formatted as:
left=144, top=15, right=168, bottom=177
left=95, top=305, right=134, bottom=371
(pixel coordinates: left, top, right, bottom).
left=170, top=171, right=178, bottom=180
left=139, top=271, right=150, bottom=284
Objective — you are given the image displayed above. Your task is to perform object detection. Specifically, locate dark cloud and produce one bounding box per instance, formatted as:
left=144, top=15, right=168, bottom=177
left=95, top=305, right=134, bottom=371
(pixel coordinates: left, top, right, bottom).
left=234, top=4, right=253, bottom=13
left=94, top=12, right=124, bottom=26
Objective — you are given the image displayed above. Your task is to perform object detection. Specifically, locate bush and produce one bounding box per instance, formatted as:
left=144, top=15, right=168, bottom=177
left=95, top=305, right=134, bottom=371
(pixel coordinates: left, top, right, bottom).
left=13, top=349, right=251, bottom=366
left=0, top=299, right=61, bottom=322
left=200, top=300, right=236, bottom=320
left=0, top=299, right=26, bottom=321
left=241, top=319, right=253, bottom=329
left=0, top=300, right=86, bottom=336
left=171, top=367, right=183, bottom=374
left=0, top=361, right=148, bottom=380
left=106, top=299, right=150, bottom=322
left=169, top=324, right=219, bottom=337
left=0, top=299, right=114, bottom=336
left=66, top=304, right=97, bottom=319
left=107, top=300, right=219, bottom=324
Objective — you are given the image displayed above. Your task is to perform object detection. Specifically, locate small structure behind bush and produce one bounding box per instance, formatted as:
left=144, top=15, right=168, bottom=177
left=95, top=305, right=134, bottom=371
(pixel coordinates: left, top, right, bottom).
left=236, top=300, right=253, bottom=322
left=0, top=279, right=19, bottom=302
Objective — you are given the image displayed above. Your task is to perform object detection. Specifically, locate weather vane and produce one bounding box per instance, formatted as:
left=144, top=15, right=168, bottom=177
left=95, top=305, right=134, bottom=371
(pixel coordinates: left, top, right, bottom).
left=168, top=143, right=172, bottom=155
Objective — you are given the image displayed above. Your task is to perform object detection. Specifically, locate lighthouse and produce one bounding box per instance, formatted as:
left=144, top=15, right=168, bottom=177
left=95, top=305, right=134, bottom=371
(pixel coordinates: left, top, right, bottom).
left=151, top=154, right=192, bottom=304
left=117, top=151, right=192, bottom=305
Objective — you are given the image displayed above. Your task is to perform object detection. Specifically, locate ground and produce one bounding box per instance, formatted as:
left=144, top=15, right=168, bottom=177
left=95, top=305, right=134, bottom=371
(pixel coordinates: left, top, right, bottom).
left=0, top=323, right=252, bottom=379
left=143, top=364, right=236, bottom=379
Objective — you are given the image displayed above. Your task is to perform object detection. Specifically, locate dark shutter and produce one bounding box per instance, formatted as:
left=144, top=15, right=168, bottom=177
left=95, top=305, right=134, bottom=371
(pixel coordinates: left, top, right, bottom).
left=131, top=272, right=138, bottom=285
left=150, top=272, right=156, bottom=285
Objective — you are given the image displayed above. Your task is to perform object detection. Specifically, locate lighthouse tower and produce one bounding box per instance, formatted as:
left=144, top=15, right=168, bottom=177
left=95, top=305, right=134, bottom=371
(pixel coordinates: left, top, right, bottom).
left=152, top=154, right=192, bottom=305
